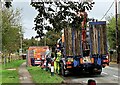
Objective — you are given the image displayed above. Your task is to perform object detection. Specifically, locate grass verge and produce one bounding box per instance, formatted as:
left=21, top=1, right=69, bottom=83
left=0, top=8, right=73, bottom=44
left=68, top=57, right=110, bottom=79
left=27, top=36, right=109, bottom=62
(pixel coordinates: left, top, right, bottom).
left=2, top=60, right=25, bottom=69
left=1, top=70, right=19, bottom=84
left=27, top=67, right=64, bottom=84
left=1, top=60, right=25, bottom=84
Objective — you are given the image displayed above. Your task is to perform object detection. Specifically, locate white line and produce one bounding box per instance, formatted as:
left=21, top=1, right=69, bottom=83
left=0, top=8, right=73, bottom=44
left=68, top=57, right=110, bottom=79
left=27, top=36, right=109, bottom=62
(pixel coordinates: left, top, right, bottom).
left=102, top=72, right=108, bottom=75
left=113, top=75, right=118, bottom=78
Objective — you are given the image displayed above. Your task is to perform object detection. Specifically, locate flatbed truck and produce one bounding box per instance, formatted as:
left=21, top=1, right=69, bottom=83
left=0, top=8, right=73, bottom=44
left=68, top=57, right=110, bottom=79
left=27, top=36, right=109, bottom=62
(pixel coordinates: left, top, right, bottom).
left=57, top=21, right=109, bottom=76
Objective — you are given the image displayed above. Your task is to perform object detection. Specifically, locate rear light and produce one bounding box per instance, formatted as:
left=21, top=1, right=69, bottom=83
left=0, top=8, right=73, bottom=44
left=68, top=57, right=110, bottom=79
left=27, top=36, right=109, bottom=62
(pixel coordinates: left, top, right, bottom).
left=91, top=58, right=94, bottom=63
left=66, top=62, right=72, bottom=64
left=66, top=66, right=72, bottom=68
left=103, top=60, right=109, bottom=62
left=80, top=58, right=83, bottom=64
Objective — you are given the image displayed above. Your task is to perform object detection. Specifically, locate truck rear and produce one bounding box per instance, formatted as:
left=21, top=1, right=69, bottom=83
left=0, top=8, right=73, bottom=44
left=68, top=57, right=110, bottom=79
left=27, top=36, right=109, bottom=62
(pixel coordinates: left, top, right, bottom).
left=57, top=21, right=109, bottom=76
left=27, top=46, right=49, bottom=66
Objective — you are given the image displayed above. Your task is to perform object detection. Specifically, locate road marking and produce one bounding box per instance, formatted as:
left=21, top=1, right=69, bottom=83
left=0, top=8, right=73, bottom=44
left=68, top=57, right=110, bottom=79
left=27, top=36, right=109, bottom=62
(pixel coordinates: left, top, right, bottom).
left=113, top=75, right=118, bottom=78
left=102, top=72, right=108, bottom=75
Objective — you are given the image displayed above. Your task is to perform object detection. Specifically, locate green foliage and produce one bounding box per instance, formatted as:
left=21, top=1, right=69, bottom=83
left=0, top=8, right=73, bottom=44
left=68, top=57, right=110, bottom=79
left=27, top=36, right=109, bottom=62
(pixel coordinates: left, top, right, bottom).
left=107, top=16, right=120, bottom=49
left=118, top=17, right=120, bottom=45
left=22, top=37, right=38, bottom=52
left=37, top=30, right=61, bottom=47
left=2, top=60, right=25, bottom=84
left=31, top=1, right=94, bottom=38
left=2, top=8, right=22, bottom=53
left=107, top=17, right=116, bottom=49
left=45, top=30, right=61, bottom=47
left=2, top=70, right=20, bottom=84
left=5, top=2, right=12, bottom=8
left=27, top=67, right=63, bottom=83
left=2, top=60, right=25, bottom=69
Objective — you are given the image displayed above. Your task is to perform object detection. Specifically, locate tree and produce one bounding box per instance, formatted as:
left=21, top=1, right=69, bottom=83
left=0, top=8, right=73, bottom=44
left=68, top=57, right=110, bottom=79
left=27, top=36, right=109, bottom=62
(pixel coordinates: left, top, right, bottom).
left=22, top=37, right=38, bottom=53
left=107, top=17, right=116, bottom=49
left=45, top=30, right=61, bottom=47
left=107, top=16, right=120, bottom=62
left=107, top=16, right=120, bottom=50
left=29, top=30, right=62, bottom=47
left=5, top=2, right=12, bottom=8
left=31, top=1, right=94, bottom=56
left=30, top=1, right=94, bottom=38
left=2, top=8, right=22, bottom=54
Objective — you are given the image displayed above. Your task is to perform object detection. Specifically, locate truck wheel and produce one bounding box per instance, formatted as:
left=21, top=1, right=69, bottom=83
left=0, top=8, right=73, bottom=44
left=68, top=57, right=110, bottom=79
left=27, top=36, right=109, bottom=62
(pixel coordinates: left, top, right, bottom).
left=96, top=71, right=102, bottom=75
left=89, top=66, right=102, bottom=75
left=96, top=66, right=102, bottom=75
left=89, top=70, right=94, bottom=75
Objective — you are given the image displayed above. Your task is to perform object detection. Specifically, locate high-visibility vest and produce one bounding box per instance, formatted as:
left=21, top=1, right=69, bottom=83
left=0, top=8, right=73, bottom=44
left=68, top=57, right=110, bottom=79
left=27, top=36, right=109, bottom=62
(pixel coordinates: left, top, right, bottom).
left=56, top=52, right=61, bottom=62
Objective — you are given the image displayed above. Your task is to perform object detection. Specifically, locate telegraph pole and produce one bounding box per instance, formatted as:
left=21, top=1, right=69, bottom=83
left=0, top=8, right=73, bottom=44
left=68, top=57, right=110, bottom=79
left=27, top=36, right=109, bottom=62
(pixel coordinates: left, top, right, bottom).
left=19, top=26, right=22, bottom=56
left=115, top=0, right=119, bottom=64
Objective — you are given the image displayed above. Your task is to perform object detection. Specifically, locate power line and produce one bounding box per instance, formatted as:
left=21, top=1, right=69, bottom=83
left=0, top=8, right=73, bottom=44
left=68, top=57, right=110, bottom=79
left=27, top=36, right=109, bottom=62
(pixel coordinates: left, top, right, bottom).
left=100, top=1, right=114, bottom=20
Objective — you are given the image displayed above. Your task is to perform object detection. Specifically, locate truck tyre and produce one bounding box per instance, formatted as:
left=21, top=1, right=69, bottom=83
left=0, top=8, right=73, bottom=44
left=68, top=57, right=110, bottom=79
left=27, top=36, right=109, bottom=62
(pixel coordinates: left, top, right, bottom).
left=96, top=66, right=102, bottom=75
left=96, top=69, right=102, bottom=75
left=89, top=66, right=102, bottom=75
left=96, top=71, right=102, bottom=75
left=89, top=69, right=94, bottom=75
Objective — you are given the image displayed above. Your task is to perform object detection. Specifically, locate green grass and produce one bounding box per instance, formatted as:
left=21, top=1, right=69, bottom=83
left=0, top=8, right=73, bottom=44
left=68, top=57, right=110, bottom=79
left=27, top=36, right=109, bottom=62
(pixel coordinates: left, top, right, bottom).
left=1, top=60, right=25, bottom=84
left=27, top=67, right=64, bottom=84
left=2, top=60, right=25, bottom=69
left=1, top=70, right=20, bottom=84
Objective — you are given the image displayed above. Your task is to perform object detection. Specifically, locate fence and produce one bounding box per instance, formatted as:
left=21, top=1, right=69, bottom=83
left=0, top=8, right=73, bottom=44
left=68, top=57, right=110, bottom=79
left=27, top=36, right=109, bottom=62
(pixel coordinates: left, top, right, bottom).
left=0, top=53, right=20, bottom=65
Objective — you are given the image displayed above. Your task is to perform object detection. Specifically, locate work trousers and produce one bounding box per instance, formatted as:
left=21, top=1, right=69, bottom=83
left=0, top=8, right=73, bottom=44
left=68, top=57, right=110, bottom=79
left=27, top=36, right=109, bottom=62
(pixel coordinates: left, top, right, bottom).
left=54, top=61, right=60, bottom=74
left=46, top=57, right=51, bottom=71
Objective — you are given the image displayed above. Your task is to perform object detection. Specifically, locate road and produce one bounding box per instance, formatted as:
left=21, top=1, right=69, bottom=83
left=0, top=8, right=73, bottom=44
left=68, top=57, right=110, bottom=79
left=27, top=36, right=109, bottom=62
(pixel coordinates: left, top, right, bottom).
left=63, top=64, right=120, bottom=84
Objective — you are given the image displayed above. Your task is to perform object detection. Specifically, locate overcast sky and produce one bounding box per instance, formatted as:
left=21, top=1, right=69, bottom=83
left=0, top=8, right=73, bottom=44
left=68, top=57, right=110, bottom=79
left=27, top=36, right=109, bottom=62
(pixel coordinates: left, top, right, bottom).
left=12, top=0, right=119, bottom=39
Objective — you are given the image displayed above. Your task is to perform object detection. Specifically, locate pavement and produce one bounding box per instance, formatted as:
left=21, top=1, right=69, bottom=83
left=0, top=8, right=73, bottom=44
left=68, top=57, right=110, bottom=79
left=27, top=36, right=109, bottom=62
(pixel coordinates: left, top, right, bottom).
left=18, top=62, right=35, bottom=85
left=109, top=62, right=119, bottom=68
left=65, top=62, right=120, bottom=84
left=18, top=61, right=119, bottom=85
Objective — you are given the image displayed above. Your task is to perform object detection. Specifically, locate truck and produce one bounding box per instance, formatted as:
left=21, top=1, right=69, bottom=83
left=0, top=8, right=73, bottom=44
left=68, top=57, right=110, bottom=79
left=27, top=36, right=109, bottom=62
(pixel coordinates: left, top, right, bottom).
left=56, top=12, right=109, bottom=76
left=27, top=46, right=49, bottom=66
left=57, top=21, right=109, bottom=76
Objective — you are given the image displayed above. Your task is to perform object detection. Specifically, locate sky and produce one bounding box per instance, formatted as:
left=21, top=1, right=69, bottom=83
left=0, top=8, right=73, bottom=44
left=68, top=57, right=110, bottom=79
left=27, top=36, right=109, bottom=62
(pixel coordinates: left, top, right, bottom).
left=12, top=0, right=119, bottom=39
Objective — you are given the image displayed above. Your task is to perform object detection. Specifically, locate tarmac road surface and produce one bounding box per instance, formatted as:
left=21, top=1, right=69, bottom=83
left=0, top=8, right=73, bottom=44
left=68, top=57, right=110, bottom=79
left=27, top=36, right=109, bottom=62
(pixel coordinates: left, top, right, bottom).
left=63, top=63, right=120, bottom=85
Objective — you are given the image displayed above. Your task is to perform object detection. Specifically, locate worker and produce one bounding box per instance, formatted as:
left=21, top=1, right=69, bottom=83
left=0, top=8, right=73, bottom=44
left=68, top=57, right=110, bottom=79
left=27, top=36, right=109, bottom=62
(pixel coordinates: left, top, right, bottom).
left=54, top=49, right=61, bottom=74
left=45, top=47, right=51, bottom=71
left=50, top=47, right=56, bottom=76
